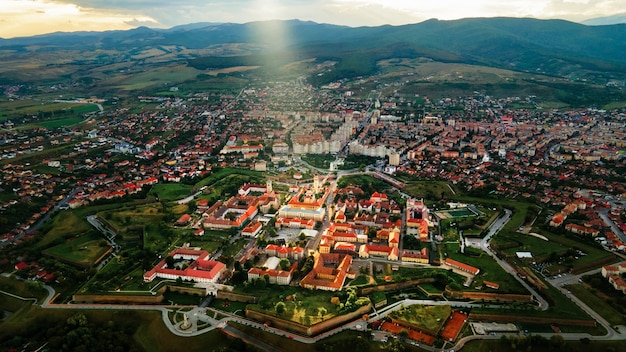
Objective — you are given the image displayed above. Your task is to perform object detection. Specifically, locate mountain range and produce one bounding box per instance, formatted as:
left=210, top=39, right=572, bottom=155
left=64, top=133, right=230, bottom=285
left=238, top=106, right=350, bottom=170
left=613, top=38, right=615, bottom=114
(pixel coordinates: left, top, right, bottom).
left=1, top=17, right=625, bottom=85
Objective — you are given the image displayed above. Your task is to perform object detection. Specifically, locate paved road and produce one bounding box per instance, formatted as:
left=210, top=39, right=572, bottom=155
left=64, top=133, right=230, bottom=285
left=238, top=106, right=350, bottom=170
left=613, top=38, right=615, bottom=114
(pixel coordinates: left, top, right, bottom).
left=13, top=274, right=620, bottom=352
left=598, top=209, right=626, bottom=243
left=465, top=209, right=549, bottom=311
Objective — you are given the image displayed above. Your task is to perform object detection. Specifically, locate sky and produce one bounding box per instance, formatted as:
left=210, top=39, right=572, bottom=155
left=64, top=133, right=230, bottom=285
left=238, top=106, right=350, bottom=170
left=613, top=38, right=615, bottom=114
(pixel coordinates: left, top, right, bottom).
left=1, top=0, right=626, bottom=38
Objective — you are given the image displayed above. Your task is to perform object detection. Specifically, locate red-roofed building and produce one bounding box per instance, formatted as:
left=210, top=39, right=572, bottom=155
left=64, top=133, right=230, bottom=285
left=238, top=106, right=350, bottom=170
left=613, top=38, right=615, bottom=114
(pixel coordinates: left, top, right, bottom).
left=14, top=261, right=28, bottom=271
left=275, top=217, right=315, bottom=229
left=265, top=245, right=304, bottom=260
left=359, top=244, right=399, bottom=261
left=175, top=214, right=192, bottom=226
left=242, top=221, right=263, bottom=237
left=300, top=252, right=354, bottom=291
left=445, top=258, right=480, bottom=275
left=370, top=192, right=388, bottom=203
left=483, top=281, right=500, bottom=290
left=248, top=262, right=297, bottom=286
left=602, top=262, right=626, bottom=294
left=401, top=248, right=429, bottom=264
left=143, top=248, right=225, bottom=283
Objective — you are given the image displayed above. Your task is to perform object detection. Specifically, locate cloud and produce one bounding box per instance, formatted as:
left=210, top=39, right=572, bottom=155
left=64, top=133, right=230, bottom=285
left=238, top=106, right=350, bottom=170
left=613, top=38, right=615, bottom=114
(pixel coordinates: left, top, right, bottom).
left=124, top=17, right=161, bottom=27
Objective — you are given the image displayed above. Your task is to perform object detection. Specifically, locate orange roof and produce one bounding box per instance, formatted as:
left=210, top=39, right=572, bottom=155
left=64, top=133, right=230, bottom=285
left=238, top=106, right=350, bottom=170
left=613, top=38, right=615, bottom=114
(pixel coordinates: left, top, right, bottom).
left=445, top=258, right=480, bottom=275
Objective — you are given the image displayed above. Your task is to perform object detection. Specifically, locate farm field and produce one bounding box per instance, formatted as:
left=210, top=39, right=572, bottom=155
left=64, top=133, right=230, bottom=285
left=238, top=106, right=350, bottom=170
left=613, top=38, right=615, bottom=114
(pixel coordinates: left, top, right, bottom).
left=0, top=99, right=98, bottom=122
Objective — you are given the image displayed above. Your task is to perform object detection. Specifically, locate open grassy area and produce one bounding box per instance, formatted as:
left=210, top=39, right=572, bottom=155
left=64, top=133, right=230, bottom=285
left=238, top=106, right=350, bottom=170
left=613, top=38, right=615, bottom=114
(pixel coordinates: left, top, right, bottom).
left=534, top=230, right=618, bottom=271
left=301, top=154, right=335, bottom=169
left=42, top=232, right=110, bottom=266
left=495, top=231, right=569, bottom=260
left=348, top=275, right=371, bottom=286
left=194, top=167, right=264, bottom=189
left=444, top=243, right=527, bottom=294
left=472, top=275, right=596, bottom=322
left=148, top=183, right=193, bottom=201
left=36, top=116, right=85, bottom=129
left=0, top=100, right=98, bottom=122
left=565, top=283, right=626, bottom=326
left=244, top=286, right=359, bottom=326
left=0, top=277, right=48, bottom=303
left=462, top=339, right=625, bottom=352
left=210, top=298, right=249, bottom=314
left=100, top=204, right=166, bottom=232
left=36, top=210, right=92, bottom=249
left=337, top=174, right=391, bottom=194
left=389, top=304, right=451, bottom=333
left=402, top=180, right=457, bottom=201
left=419, top=283, right=443, bottom=294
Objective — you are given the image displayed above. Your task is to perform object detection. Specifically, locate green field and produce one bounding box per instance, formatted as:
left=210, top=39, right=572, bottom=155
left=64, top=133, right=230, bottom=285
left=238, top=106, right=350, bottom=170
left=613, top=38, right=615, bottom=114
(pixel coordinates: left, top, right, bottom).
left=565, top=283, right=626, bottom=326
left=348, top=275, right=371, bottom=286
left=37, top=116, right=85, bottom=129
left=36, top=210, right=92, bottom=249
left=495, top=232, right=569, bottom=260
left=100, top=204, right=166, bottom=231
left=0, top=300, right=236, bottom=352
left=148, top=183, right=193, bottom=201
left=389, top=304, right=451, bottom=333
left=402, top=180, right=457, bottom=200
left=445, top=243, right=527, bottom=294
left=244, top=286, right=368, bottom=326
left=0, top=100, right=98, bottom=122
left=0, top=277, right=48, bottom=303
left=462, top=339, right=625, bottom=352
left=301, top=154, right=335, bottom=169
left=42, top=232, right=110, bottom=266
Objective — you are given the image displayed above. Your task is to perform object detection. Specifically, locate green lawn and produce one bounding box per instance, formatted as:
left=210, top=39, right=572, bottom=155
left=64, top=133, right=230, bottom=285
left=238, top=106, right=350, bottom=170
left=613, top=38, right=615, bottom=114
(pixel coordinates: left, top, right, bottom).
left=419, top=283, right=443, bottom=294
left=403, top=180, right=456, bottom=201
left=389, top=304, right=451, bottom=333
left=462, top=339, right=625, bottom=352
left=534, top=230, right=618, bottom=271
left=0, top=277, right=48, bottom=303
left=244, top=286, right=360, bottom=326
left=100, top=204, right=166, bottom=231
left=42, top=233, right=110, bottom=266
left=445, top=243, right=527, bottom=294
left=36, top=210, right=92, bottom=249
left=566, top=283, right=626, bottom=326
left=301, top=154, right=335, bottom=169
left=472, top=275, right=595, bottom=322
left=348, top=275, right=371, bottom=286
left=194, top=167, right=264, bottom=189
left=496, top=232, right=569, bottom=260
left=37, top=116, right=85, bottom=129
left=148, top=183, right=193, bottom=201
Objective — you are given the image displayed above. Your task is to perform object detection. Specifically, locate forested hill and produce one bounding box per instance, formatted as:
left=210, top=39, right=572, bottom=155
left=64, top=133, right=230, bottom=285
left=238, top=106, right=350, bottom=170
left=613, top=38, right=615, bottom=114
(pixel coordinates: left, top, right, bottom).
left=2, top=17, right=626, bottom=84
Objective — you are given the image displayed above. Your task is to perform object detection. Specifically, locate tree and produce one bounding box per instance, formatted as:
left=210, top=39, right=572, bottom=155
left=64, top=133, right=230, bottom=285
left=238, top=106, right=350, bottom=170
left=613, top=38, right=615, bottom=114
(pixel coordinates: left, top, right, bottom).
left=66, top=313, right=88, bottom=327
left=279, top=258, right=291, bottom=271
left=275, top=302, right=286, bottom=315
left=550, top=334, right=565, bottom=349
left=165, top=256, right=175, bottom=269
left=319, top=307, right=327, bottom=318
